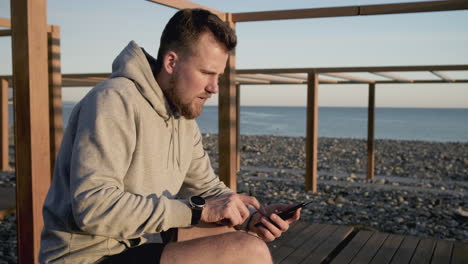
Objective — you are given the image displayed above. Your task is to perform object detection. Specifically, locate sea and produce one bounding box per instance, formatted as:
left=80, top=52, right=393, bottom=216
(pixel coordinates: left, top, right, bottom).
left=9, top=104, right=468, bottom=142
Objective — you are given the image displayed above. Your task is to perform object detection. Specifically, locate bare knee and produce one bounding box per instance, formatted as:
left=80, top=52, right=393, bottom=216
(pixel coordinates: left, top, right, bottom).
left=231, top=232, right=272, bottom=264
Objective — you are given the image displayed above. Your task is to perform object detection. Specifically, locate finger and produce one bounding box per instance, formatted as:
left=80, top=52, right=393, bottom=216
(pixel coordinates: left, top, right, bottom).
left=260, top=217, right=282, bottom=238
left=238, top=195, right=261, bottom=210
left=227, top=206, right=243, bottom=226
left=236, top=200, right=251, bottom=222
left=270, top=213, right=289, bottom=232
left=257, top=225, right=276, bottom=242
left=288, top=208, right=302, bottom=223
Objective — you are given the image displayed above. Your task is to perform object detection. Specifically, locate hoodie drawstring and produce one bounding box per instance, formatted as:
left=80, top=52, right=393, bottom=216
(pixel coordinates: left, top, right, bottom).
left=166, top=117, right=181, bottom=170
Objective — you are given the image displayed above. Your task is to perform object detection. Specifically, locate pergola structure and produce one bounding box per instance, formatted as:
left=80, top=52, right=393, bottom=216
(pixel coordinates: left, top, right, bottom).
left=1, top=0, right=468, bottom=263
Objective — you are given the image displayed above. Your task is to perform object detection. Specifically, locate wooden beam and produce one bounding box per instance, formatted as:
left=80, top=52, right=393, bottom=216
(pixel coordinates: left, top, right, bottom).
left=48, top=25, right=63, bottom=174
left=145, top=0, right=226, bottom=21
left=232, top=1, right=468, bottom=22
left=237, top=65, right=468, bottom=74
left=360, top=1, right=468, bottom=16
left=305, top=73, right=318, bottom=193
left=0, top=79, right=9, bottom=171
left=321, top=73, right=375, bottom=83
left=239, top=74, right=305, bottom=84
left=0, top=17, right=11, bottom=27
left=371, top=72, right=414, bottom=83
left=276, top=73, right=307, bottom=80
left=318, top=77, right=339, bottom=84
left=11, top=0, right=52, bottom=263
left=236, top=77, right=270, bottom=84
left=367, top=83, right=375, bottom=180
left=236, top=84, right=240, bottom=173
left=218, top=15, right=237, bottom=191
left=63, top=73, right=110, bottom=79
left=0, top=29, right=12, bottom=37
left=431, top=71, right=454, bottom=82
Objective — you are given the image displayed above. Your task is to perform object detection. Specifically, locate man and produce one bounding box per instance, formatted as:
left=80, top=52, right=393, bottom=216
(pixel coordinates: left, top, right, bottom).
left=40, top=9, right=300, bottom=264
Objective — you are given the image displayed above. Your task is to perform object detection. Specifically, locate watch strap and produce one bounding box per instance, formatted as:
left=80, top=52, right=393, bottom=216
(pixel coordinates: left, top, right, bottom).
left=191, top=207, right=202, bottom=225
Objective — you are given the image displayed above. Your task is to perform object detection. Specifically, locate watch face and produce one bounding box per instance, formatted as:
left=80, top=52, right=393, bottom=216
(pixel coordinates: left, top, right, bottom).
left=191, top=196, right=206, bottom=207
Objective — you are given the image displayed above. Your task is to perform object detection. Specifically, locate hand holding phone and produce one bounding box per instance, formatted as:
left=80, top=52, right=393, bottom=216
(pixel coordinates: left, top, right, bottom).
left=254, top=201, right=312, bottom=229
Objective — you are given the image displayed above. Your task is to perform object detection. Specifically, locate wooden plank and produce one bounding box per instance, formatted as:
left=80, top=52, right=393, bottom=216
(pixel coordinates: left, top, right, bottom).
left=321, top=72, right=375, bottom=83
left=0, top=29, right=12, bottom=37
left=236, top=84, right=240, bottom=172
left=281, top=223, right=323, bottom=249
left=431, top=71, right=454, bottom=82
left=218, top=15, right=237, bottom=191
left=253, top=73, right=339, bottom=84
left=63, top=72, right=110, bottom=79
left=280, top=224, right=338, bottom=263
left=431, top=240, right=453, bottom=264
left=276, top=73, right=307, bottom=80
left=369, top=234, right=405, bottom=264
left=231, top=1, right=468, bottom=22
left=305, top=73, right=318, bottom=193
left=350, top=232, right=389, bottom=264
left=236, top=76, right=270, bottom=84
left=269, top=221, right=308, bottom=252
left=371, top=72, right=414, bottom=83
left=273, top=223, right=324, bottom=263
left=0, top=79, right=9, bottom=171
left=300, top=225, right=354, bottom=263
left=367, top=83, right=375, bottom=180
left=239, top=74, right=304, bottom=84
left=410, top=238, right=436, bottom=264
left=48, top=25, right=63, bottom=174
left=145, top=0, right=226, bottom=21
left=331, top=231, right=374, bottom=264
left=450, top=242, right=468, bottom=264
left=11, top=0, right=52, bottom=263
left=390, top=236, right=420, bottom=264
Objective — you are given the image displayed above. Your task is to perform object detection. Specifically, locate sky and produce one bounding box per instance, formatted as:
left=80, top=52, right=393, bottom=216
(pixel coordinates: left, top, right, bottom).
left=0, top=0, right=467, bottom=108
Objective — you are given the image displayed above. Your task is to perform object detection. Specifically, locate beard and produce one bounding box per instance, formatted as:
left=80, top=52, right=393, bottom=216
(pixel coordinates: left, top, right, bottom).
left=166, top=73, right=204, bottom=120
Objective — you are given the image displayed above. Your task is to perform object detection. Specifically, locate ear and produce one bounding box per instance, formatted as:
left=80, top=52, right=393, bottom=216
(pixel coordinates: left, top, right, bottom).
left=163, top=51, right=179, bottom=74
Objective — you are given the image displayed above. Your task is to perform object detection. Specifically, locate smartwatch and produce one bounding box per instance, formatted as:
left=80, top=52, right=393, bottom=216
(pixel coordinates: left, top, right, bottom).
left=189, top=196, right=206, bottom=225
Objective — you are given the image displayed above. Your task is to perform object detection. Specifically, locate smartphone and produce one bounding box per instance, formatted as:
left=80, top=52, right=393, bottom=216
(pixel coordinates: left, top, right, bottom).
left=254, top=201, right=313, bottom=228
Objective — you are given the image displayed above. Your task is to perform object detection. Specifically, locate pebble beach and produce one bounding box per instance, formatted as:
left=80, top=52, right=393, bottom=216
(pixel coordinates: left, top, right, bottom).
left=0, top=135, right=467, bottom=263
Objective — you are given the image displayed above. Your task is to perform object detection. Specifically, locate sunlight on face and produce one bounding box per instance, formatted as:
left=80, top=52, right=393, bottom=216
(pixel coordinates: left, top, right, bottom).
left=167, top=31, right=229, bottom=119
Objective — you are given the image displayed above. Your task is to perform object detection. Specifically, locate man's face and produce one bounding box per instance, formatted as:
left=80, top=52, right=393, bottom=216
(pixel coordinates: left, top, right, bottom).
left=167, top=31, right=229, bottom=119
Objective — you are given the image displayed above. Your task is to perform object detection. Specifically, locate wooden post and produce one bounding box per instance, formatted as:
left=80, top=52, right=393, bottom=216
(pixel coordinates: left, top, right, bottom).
left=305, top=72, right=319, bottom=193
left=218, top=14, right=237, bottom=191
left=48, top=25, right=63, bottom=174
left=11, top=0, right=52, bottom=263
left=236, top=83, right=240, bottom=172
left=0, top=79, right=9, bottom=171
left=367, top=83, right=376, bottom=180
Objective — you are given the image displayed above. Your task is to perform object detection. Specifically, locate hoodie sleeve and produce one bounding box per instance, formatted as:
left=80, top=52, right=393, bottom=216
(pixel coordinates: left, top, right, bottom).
left=70, top=84, right=191, bottom=240
left=178, top=122, right=232, bottom=199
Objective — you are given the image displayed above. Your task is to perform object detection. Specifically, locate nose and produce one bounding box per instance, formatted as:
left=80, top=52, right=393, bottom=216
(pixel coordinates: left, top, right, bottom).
left=206, top=77, right=219, bottom=94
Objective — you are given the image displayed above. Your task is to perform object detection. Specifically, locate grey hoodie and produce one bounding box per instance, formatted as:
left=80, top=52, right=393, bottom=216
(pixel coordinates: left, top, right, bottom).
left=39, top=41, right=231, bottom=263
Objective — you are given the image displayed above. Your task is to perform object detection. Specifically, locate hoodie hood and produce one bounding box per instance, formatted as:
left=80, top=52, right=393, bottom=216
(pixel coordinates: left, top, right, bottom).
left=110, top=40, right=172, bottom=120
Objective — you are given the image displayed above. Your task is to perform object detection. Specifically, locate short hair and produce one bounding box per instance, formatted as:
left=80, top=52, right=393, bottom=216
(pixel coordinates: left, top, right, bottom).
left=155, top=9, right=237, bottom=73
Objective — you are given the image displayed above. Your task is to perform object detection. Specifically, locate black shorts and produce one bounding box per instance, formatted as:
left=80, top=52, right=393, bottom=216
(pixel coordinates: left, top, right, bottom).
left=98, top=228, right=178, bottom=264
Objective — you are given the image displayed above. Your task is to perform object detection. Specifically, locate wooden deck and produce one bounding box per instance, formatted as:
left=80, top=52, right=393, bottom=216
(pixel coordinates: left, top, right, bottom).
left=268, top=221, right=468, bottom=264
left=1, top=189, right=467, bottom=263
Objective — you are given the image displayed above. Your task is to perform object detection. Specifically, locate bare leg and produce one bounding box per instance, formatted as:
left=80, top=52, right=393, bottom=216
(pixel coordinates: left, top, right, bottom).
left=161, top=224, right=272, bottom=264
left=177, top=223, right=236, bottom=242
